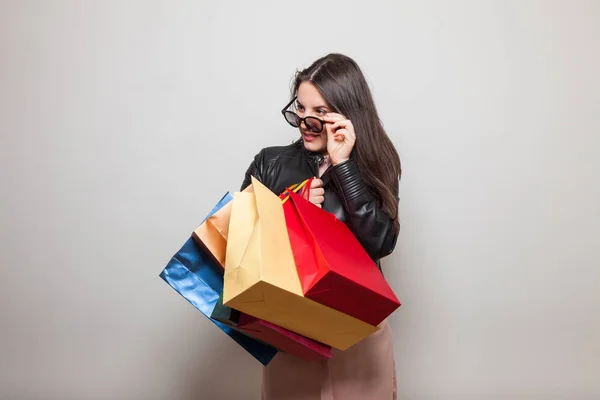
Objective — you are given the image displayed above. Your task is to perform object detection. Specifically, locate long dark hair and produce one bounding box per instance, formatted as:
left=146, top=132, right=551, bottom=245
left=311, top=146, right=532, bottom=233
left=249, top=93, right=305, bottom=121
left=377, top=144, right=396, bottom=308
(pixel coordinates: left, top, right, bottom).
left=292, top=53, right=401, bottom=231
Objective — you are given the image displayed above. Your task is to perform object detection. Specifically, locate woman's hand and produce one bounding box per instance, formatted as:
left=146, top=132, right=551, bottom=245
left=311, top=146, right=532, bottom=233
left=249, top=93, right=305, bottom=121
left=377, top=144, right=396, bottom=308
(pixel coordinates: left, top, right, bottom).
left=323, top=113, right=356, bottom=165
left=306, top=178, right=324, bottom=208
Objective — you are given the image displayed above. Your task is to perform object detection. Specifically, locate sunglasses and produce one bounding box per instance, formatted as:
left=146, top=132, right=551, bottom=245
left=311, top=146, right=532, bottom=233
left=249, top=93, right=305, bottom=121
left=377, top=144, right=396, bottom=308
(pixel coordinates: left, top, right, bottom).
left=281, top=97, right=326, bottom=133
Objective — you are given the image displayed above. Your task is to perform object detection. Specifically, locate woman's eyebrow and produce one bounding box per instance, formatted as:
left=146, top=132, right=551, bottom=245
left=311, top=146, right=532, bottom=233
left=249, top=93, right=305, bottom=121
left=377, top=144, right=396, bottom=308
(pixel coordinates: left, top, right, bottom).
left=297, top=101, right=329, bottom=110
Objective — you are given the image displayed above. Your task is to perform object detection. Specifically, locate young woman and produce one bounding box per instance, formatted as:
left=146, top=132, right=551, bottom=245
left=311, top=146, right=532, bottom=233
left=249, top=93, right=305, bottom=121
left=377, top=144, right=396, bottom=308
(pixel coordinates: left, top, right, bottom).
left=241, top=53, right=401, bottom=400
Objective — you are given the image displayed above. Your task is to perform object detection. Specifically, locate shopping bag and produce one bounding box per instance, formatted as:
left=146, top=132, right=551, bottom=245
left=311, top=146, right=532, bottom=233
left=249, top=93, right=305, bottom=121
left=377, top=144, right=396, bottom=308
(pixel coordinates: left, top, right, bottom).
left=280, top=180, right=401, bottom=326
left=210, top=291, right=241, bottom=328
left=193, top=192, right=242, bottom=329
left=223, top=176, right=379, bottom=351
left=236, top=314, right=332, bottom=361
left=211, top=286, right=332, bottom=360
left=160, top=238, right=277, bottom=365
left=193, top=186, right=254, bottom=268
left=202, top=190, right=332, bottom=359
left=159, top=195, right=277, bottom=366
left=198, top=190, right=332, bottom=358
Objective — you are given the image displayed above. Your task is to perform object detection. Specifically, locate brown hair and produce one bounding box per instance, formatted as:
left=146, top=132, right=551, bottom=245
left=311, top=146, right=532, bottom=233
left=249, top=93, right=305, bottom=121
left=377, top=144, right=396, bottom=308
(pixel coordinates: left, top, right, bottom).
left=292, top=53, right=401, bottom=231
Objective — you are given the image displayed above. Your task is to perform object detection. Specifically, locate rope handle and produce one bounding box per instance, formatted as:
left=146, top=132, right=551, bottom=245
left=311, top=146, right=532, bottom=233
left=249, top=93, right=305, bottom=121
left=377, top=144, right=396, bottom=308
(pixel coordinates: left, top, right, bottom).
left=280, top=177, right=314, bottom=204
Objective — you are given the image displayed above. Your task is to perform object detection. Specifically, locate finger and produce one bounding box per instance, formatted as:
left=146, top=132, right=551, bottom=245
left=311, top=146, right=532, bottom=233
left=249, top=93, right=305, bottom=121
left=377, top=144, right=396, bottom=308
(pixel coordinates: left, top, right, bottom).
left=310, top=178, right=323, bottom=188
left=334, top=128, right=357, bottom=143
left=311, top=195, right=325, bottom=204
left=310, top=187, right=325, bottom=196
left=333, top=128, right=349, bottom=136
left=332, top=129, right=350, bottom=141
left=322, top=113, right=346, bottom=123
left=330, top=120, right=353, bottom=130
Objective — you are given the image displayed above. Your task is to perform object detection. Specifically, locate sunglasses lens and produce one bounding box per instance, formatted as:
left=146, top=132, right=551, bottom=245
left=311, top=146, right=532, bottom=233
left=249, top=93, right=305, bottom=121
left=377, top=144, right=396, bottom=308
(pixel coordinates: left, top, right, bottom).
left=305, top=117, right=323, bottom=133
left=284, top=111, right=300, bottom=127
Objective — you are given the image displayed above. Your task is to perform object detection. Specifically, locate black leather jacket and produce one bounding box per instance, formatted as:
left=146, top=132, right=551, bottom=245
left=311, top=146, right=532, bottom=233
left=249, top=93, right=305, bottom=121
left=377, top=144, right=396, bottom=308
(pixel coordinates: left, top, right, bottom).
left=241, top=141, right=399, bottom=266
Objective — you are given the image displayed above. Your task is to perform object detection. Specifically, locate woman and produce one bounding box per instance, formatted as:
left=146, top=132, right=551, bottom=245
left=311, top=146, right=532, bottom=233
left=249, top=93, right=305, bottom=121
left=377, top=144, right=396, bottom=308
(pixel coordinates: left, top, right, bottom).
left=241, top=53, right=401, bottom=400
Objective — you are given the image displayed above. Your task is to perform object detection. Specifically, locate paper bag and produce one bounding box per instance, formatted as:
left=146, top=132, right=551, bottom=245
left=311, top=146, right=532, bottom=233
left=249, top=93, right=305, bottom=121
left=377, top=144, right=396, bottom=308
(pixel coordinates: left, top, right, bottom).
left=210, top=291, right=241, bottom=328
left=160, top=237, right=277, bottom=365
left=223, top=177, right=379, bottom=350
left=282, top=186, right=401, bottom=326
left=193, top=186, right=253, bottom=268
left=237, top=314, right=331, bottom=361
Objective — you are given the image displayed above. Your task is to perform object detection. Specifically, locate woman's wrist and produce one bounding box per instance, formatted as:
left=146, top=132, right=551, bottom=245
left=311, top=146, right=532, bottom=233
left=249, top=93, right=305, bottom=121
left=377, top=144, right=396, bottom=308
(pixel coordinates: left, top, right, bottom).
left=331, top=158, right=350, bottom=166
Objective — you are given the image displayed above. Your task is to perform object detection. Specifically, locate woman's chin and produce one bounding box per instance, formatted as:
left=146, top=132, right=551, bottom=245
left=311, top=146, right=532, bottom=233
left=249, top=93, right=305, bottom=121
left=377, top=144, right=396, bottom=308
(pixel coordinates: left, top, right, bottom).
left=302, top=139, right=326, bottom=154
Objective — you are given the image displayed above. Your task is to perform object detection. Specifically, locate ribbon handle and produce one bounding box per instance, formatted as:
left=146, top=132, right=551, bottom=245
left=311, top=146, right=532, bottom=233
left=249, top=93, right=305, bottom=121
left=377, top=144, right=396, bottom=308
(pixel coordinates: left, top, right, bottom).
left=280, top=178, right=314, bottom=204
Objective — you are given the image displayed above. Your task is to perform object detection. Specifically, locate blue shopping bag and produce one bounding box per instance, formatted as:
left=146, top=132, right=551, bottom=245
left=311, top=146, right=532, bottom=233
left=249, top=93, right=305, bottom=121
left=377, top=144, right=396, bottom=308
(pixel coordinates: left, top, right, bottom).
left=160, top=193, right=277, bottom=366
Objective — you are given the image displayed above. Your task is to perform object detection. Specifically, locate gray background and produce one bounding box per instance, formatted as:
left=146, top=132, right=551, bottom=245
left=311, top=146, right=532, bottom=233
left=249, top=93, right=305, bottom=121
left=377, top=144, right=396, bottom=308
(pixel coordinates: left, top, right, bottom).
left=1, top=1, right=599, bottom=399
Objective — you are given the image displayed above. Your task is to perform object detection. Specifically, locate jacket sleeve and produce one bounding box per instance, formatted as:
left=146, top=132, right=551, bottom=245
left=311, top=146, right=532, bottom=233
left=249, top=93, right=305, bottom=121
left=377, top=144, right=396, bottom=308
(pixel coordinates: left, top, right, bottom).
left=329, top=159, right=399, bottom=260
left=240, top=149, right=265, bottom=191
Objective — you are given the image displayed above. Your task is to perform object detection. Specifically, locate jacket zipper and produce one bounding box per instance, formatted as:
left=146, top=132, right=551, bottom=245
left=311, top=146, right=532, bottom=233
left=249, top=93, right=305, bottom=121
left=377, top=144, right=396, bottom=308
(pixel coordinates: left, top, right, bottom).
left=304, top=153, right=322, bottom=177
left=313, top=157, right=321, bottom=177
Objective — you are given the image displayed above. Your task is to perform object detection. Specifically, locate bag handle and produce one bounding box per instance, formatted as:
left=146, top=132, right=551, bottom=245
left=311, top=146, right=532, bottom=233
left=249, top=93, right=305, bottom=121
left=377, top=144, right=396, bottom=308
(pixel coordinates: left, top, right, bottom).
left=280, top=177, right=314, bottom=204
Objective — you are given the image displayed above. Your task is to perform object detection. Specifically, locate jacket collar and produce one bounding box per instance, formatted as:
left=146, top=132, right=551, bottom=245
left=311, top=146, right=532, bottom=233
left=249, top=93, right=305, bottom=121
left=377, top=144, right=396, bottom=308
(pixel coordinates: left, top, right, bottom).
left=297, top=139, right=325, bottom=165
left=295, top=139, right=332, bottom=184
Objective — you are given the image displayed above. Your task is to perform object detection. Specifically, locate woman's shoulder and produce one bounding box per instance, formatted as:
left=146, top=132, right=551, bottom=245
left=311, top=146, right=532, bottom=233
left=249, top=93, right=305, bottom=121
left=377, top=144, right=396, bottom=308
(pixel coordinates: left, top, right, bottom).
left=252, top=140, right=302, bottom=163
left=241, top=141, right=302, bottom=190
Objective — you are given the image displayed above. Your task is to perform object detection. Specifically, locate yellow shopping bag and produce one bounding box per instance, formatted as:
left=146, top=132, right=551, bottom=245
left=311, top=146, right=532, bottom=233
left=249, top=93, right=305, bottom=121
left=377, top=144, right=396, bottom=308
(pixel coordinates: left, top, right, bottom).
left=223, top=177, right=378, bottom=350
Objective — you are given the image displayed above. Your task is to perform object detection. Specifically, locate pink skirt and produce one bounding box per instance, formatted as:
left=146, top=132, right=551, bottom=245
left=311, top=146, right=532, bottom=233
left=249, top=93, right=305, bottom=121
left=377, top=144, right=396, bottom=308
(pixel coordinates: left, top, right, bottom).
left=261, top=320, right=397, bottom=400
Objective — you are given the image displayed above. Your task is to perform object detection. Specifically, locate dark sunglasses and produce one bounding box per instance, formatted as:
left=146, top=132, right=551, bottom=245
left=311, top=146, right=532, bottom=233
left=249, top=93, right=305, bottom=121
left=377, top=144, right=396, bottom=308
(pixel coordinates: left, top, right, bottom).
left=281, top=97, right=326, bottom=133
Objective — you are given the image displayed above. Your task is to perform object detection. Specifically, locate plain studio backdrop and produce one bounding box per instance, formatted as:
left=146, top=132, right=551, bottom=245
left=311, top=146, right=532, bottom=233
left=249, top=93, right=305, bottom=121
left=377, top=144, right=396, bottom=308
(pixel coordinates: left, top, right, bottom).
left=1, top=1, right=599, bottom=399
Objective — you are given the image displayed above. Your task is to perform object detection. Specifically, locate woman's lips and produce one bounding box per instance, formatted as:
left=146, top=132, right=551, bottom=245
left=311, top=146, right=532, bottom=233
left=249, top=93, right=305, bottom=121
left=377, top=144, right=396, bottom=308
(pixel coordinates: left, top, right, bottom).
left=303, top=132, right=320, bottom=142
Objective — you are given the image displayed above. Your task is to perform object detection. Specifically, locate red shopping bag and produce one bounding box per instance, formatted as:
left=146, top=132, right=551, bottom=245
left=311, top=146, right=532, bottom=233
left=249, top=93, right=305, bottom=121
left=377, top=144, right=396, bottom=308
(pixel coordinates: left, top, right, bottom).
left=237, top=313, right=332, bottom=361
left=280, top=179, right=401, bottom=326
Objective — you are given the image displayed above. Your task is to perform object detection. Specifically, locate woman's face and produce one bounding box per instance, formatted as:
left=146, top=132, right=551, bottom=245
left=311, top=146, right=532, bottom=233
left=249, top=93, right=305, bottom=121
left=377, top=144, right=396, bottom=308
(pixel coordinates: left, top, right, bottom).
left=296, top=82, right=331, bottom=154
